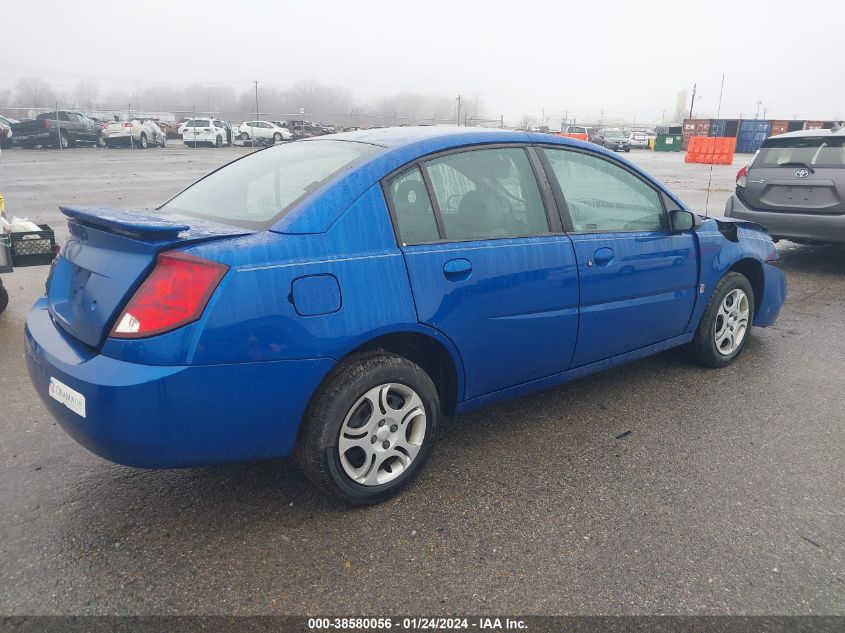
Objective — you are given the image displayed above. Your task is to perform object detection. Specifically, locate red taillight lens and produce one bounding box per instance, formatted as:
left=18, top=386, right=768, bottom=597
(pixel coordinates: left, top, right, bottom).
left=736, top=165, right=748, bottom=188
left=122, top=122, right=134, bottom=128
left=44, top=119, right=54, bottom=129
left=110, top=252, right=228, bottom=339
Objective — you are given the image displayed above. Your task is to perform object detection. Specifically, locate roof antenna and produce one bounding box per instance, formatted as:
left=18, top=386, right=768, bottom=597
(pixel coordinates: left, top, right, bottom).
left=704, top=74, right=725, bottom=219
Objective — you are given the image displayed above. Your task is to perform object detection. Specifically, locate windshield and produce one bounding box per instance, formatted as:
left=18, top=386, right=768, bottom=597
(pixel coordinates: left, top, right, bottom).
left=605, top=131, right=625, bottom=139
left=160, top=140, right=380, bottom=230
left=756, top=136, right=845, bottom=169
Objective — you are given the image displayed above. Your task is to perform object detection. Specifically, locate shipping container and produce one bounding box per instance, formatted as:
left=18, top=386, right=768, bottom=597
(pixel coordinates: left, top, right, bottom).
left=682, top=118, right=711, bottom=149
left=804, top=120, right=825, bottom=130
left=769, top=120, right=789, bottom=136
left=787, top=120, right=805, bottom=132
left=709, top=119, right=740, bottom=138
left=736, top=120, right=771, bottom=153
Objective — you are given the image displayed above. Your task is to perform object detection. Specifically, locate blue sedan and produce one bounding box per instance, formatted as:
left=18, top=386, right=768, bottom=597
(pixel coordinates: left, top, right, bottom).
left=25, top=127, right=787, bottom=503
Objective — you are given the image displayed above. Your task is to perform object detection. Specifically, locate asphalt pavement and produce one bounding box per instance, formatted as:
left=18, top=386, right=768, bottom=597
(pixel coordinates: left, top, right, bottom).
left=0, top=145, right=842, bottom=615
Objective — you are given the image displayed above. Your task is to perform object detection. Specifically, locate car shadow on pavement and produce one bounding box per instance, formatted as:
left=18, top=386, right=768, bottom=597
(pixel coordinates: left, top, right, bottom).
left=56, top=346, right=711, bottom=550
left=776, top=242, right=845, bottom=275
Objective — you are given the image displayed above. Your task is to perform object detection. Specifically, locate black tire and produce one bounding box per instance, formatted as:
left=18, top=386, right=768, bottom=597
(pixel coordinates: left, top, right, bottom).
left=296, top=352, right=440, bottom=504
left=159, top=136, right=167, bottom=148
left=215, top=135, right=222, bottom=148
left=0, top=280, right=8, bottom=315
left=96, top=136, right=106, bottom=148
left=273, top=132, right=282, bottom=142
left=55, top=132, right=69, bottom=150
left=687, top=272, right=755, bottom=368
left=138, top=133, right=147, bottom=149
left=240, top=131, right=250, bottom=141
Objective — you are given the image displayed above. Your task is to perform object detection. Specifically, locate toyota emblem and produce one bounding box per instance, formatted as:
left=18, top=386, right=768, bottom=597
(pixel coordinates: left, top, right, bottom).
left=794, top=168, right=810, bottom=179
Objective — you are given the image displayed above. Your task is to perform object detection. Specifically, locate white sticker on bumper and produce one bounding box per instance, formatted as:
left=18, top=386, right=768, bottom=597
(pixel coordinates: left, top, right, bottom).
left=48, top=377, right=86, bottom=419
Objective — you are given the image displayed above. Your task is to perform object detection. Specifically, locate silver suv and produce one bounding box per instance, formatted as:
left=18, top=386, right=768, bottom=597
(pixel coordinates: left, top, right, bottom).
left=725, top=127, right=845, bottom=244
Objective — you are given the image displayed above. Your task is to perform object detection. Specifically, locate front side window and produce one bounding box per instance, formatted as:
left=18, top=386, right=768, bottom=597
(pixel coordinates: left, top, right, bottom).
left=543, top=149, right=665, bottom=232
left=424, top=147, right=549, bottom=241
left=388, top=167, right=440, bottom=244
left=161, top=140, right=380, bottom=230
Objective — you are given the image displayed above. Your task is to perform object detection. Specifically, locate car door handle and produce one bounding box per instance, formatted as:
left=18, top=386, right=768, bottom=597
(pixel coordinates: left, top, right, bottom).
left=443, top=258, right=472, bottom=281
left=592, top=247, right=614, bottom=267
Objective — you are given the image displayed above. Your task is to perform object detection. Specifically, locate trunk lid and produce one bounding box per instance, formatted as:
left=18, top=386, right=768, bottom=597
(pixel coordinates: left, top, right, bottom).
left=743, top=134, right=845, bottom=215
left=49, top=206, right=251, bottom=348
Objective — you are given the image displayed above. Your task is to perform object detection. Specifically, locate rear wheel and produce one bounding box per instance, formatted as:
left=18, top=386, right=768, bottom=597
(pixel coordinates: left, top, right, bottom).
left=159, top=135, right=167, bottom=148
left=215, top=135, right=222, bottom=148
left=297, top=352, right=440, bottom=504
left=55, top=133, right=69, bottom=150
left=687, top=272, right=755, bottom=368
left=240, top=132, right=249, bottom=141
left=138, top=133, right=147, bottom=149
left=273, top=132, right=282, bottom=142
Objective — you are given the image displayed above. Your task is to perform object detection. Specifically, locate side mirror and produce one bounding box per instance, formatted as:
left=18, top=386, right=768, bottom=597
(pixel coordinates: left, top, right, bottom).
left=669, top=209, right=701, bottom=232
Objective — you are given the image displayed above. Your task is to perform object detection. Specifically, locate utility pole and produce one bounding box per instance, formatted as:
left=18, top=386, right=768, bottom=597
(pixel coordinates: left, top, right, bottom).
left=755, top=100, right=762, bottom=119
left=254, top=80, right=259, bottom=119
left=456, top=94, right=462, bottom=126
left=688, top=83, right=697, bottom=120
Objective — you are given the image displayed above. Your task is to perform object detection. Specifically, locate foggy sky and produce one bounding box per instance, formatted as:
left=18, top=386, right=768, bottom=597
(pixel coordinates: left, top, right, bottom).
left=3, top=0, right=842, bottom=124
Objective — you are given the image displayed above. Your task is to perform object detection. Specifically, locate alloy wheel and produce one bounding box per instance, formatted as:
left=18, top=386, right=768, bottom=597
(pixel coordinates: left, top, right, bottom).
left=714, top=288, right=750, bottom=355
left=338, top=383, right=427, bottom=486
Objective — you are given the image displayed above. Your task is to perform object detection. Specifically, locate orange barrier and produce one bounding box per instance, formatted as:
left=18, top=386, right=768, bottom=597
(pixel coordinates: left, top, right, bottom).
left=684, top=136, right=736, bottom=165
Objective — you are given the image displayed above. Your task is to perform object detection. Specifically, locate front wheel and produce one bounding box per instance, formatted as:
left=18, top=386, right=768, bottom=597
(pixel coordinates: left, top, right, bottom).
left=138, top=133, right=147, bottom=149
left=240, top=132, right=249, bottom=140
left=215, top=135, right=222, bottom=148
left=687, top=272, right=755, bottom=368
left=0, top=279, right=8, bottom=315
left=273, top=132, right=282, bottom=142
left=296, top=352, right=440, bottom=504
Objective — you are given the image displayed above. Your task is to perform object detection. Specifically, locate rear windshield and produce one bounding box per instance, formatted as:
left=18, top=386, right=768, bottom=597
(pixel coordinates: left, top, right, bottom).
left=160, top=140, right=380, bottom=230
left=184, top=119, right=210, bottom=127
left=757, top=136, right=845, bottom=168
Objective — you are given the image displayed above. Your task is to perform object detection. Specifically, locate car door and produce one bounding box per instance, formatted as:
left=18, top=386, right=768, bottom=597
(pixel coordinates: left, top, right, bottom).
left=539, top=146, right=698, bottom=367
left=385, top=146, right=580, bottom=400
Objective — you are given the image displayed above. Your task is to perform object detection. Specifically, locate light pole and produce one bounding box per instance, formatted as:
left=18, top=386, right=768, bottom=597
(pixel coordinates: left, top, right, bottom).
left=755, top=100, right=762, bottom=119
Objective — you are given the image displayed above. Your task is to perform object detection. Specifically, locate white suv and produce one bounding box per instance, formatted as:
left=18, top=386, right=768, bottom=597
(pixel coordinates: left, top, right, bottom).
left=238, top=121, right=293, bottom=142
left=182, top=118, right=231, bottom=148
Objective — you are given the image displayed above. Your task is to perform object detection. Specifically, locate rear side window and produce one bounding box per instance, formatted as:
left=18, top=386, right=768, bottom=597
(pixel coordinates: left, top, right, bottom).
left=757, top=136, right=845, bottom=168
left=388, top=167, right=440, bottom=244
left=161, top=140, right=380, bottom=230
left=543, top=149, right=665, bottom=232
left=424, top=147, right=550, bottom=241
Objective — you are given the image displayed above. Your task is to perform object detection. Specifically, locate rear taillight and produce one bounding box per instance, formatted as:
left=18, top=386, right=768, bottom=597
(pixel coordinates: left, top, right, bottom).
left=111, top=251, right=228, bottom=339
left=736, top=165, right=748, bottom=188
left=44, top=119, right=53, bottom=129
left=122, top=122, right=134, bottom=128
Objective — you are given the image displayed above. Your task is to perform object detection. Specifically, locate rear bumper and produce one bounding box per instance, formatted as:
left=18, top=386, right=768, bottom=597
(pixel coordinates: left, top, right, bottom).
left=183, top=131, right=219, bottom=144
left=24, top=298, right=334, bottom=468
left=725, top=194, right=845, bottom=244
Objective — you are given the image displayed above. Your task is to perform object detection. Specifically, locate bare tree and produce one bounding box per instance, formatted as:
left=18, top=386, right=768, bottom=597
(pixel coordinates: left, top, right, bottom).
left=15, top=77, right=55, bottom=108
left=73, top=81, right=99, bottom=111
